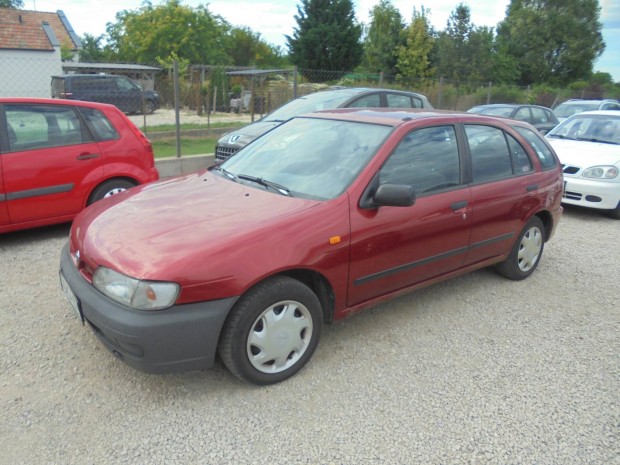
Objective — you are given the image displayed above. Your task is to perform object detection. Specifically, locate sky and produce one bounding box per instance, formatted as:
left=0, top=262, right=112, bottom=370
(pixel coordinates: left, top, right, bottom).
left=28, top=0, right=620, bottom=82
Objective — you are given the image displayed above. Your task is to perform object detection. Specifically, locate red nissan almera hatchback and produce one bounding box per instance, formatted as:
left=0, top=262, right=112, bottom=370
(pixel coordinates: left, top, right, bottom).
left=0, top=98, right=158, bottom=233
left=60, top=109, right=563, bottom=385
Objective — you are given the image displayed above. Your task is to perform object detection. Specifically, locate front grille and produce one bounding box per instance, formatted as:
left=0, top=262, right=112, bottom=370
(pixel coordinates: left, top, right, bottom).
left=215, top=145, right=239, bottom=161
left=564, top=190, right=582, bottom=201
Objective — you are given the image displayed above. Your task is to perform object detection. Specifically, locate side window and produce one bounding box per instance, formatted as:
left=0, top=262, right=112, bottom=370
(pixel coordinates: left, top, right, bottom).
left=116, top=77, right=137, bottom=91
left=506, top=134, right=533, bottom=173
left=386, top=94, right=413, bottom=108
left=465, top=125, right=513, bottom=183
left=78, top=107, right=119, bottom=141
left=348, top=94, right=381, bottom=108
left=513, top=126, right=557, bottom=170
left=5, top=104, right=86, bottom=151
left=379, top=126, right=460, bottom=195
left=514, top=107, right=532, bottom=123
left=530, top=108, right=548, bottom=124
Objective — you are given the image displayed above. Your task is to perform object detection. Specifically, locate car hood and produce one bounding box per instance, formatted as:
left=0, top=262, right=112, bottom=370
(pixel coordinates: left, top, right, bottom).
left=217, top=121, right=282, bottom=147
left=74, top=171, right=320, bottom=279
left=546, top=138, right=620, bottom=167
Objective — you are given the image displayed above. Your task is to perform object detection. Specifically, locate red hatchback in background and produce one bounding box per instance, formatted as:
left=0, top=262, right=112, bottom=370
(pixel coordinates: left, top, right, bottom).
left=0, top=98, right=158, bottom=233
left=60, top=109, right=563, bottom=385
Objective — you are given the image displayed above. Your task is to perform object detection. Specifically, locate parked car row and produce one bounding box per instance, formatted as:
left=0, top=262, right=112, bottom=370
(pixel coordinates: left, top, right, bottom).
left=1, top=89, right=617, bottom=387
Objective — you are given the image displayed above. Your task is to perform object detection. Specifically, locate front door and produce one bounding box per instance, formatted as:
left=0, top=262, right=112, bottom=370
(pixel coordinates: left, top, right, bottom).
left=348, top=125, right=472, bottom=307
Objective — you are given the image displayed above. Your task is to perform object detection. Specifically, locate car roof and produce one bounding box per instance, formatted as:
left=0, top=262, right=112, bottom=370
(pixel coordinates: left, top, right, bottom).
left=302, top=107, right=524, bottom=127
left=303, top=87, right=428, bottom=99
left=470, top=103, right=550, bottom=109
left=558, top=99, right=618, bottom=105
left=0, top=97, right=116, bottom=109
left=569, top=110, right=620, bottom=117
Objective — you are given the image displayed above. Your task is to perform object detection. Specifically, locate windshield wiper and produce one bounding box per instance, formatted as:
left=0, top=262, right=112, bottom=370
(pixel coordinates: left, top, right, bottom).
left=213, top=166, right=238, bottom=181
left=237, top=174, right=291, bottom=196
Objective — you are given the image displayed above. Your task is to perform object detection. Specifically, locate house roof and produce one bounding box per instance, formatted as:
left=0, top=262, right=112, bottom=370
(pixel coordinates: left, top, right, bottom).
left=0, top=8, right=81, bottom=52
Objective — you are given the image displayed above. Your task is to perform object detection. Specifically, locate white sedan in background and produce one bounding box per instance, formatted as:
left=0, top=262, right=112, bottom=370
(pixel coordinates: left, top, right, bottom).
left=546, top=111, right=620, bottom=219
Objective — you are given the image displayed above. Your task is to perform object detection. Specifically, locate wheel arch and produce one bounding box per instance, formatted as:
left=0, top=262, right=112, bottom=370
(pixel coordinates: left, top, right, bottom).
left=236, top=269, right=336, bottom=325
left=534, top=210, right=554, bottom=242
left=86, top=176, right=139, bottom=206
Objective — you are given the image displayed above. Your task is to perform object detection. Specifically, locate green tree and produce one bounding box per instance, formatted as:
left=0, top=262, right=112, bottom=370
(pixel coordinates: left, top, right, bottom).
left=396, top=7, right=435, bottom=82
left=363, top=0, right=404, bottom=75
left=0, top=0, right=24, bottom=8
left=78, top=33, right=107, bottom=63
left=226, top=26, right=287, bottom=68
left=105, top=0, right=230, bottom=64
left=435, top=3, right=474, bottom=82
left=286, top=0, right=363, bottom=80
left=496, top=0, right=605, bottom=85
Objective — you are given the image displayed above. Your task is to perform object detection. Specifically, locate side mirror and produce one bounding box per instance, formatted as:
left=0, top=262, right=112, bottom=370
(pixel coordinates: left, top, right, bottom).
left=360, top=183, right=416, bottom=209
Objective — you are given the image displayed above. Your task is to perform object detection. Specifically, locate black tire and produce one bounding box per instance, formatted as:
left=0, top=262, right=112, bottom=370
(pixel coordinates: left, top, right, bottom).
left=496, top=216, right=545, bottom=281
left=88, top=179, right=136, bottom=205
left=218, top=276, right=322, bottom=385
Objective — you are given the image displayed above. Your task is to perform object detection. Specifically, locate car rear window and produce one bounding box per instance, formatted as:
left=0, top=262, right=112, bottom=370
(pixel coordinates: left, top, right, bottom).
left=78, top=107, right=119, bottom=141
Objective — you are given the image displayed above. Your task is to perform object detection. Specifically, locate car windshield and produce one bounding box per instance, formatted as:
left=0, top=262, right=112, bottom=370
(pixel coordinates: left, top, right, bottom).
left=470, top=106, right=514, bottom=117
left=263, top=91, right=359, bottom=122
left=215, top=117, right=392, bottom=200
left=547, top=115, right=620, bottom=145
left=554, top=102, right=600, bottom=118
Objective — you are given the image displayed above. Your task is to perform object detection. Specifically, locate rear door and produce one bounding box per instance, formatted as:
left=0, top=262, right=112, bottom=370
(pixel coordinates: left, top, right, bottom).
left=462, top=123, right=539, bottom=265
left=2, top=103, right=103, bottom=224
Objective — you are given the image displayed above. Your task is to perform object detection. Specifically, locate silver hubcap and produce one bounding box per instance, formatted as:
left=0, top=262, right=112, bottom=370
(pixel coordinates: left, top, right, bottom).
left=247, top=300, right=313, bottom=374
left=103, top=187, right=127, bottom=198
left=517, top=226, right=542, bottom=272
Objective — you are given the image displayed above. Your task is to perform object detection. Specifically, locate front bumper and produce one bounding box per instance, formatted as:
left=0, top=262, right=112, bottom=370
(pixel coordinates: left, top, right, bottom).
left=60, top=243, right=238, bottom=374
left=563, top=177, right=620, bottom=211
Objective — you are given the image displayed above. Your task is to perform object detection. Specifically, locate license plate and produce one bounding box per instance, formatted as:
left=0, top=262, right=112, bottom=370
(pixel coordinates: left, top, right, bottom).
left=60, top=272, right=84, bottom=325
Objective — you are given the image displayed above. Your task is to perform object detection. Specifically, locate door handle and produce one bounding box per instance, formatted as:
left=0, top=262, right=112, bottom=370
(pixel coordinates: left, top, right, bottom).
left=76, top=153, right=100, bottom=160
left=451, top=200, right=468, bottom=211
left=526, top=184, right=538, bottom=192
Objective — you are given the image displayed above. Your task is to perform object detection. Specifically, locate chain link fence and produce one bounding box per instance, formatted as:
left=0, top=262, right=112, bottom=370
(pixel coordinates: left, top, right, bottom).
left=2, top=55, right=618, bottom=159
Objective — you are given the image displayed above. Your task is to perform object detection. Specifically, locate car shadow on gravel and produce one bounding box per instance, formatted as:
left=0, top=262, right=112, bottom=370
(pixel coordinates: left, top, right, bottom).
left=0, top=223, right=71, bottom=247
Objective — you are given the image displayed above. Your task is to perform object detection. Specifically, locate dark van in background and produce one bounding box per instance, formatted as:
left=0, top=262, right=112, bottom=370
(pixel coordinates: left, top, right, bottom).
left=51, top=74, right=160, bottom=115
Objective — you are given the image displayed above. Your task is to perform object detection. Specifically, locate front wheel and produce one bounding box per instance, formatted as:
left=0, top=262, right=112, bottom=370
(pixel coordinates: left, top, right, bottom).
left=88, top=179, right=136, bottom=205
left=218, top=276, right=322, bottom=385
left=496, top=216, right=545, bottom=280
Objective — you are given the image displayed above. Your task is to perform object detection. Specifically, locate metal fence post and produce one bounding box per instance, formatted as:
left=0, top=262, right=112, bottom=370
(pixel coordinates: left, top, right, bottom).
left=173, top=60, right=181, bottom=159
left=293, top=67, right=298, bottom=99
left=486, top=81, right=492, bottom=104
left=438, top=77, right=443, bottom=109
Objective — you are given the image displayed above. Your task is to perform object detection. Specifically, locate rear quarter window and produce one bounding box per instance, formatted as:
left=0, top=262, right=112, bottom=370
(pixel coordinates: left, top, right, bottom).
left=78, top=107, right=119, bottom=141
left=513, top=126, right=558, bottom=170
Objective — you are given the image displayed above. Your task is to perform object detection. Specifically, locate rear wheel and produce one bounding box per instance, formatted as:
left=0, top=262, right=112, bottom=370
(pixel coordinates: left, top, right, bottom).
left=143, top=100, right=156, bottom=115
left=88, top=179, right=136, bottom=205
left=218, top=276, right=322, bottom=385
left=496, top=216, right=545, bottom=280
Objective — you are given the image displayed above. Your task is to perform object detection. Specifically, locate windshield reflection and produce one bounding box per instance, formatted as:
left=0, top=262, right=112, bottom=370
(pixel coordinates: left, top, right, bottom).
left=215, top=117, right=392, bottom=200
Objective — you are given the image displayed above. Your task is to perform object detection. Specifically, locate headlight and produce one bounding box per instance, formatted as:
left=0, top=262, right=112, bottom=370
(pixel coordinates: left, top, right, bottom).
left=582, top=165, right=619, bottom=179
left=93, top=267, right=180, bottom=310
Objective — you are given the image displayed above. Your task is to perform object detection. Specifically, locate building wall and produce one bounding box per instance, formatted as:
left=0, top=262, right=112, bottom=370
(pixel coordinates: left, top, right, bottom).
left=0, top=49, right=63, bottom=98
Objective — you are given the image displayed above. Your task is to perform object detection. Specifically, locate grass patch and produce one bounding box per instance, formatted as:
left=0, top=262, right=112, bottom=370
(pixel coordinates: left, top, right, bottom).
left=141, top=121, right=247, bottom=133
left=152, top=137, right=217, bottom=158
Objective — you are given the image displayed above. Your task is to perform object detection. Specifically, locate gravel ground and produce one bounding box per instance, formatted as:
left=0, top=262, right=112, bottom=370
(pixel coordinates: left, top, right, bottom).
left=1, top=205, right=618, bottom=465
left=128, top=109, right=253, bottom=128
